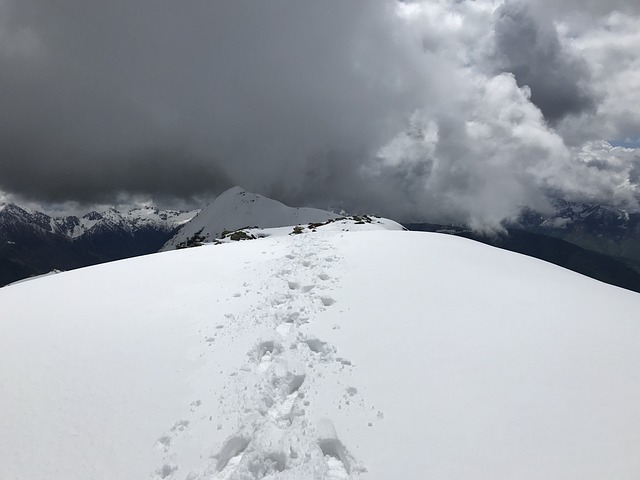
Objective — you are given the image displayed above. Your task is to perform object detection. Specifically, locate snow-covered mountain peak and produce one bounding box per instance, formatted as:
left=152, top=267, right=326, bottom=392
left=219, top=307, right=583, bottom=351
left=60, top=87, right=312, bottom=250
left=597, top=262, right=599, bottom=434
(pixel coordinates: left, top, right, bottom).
left=0, top=202, right=58, bottom=234
left=0, top=202, right=28, bottom=218
left=82, top=211, right=103, bottom=221
left=162, top=187, right=343, bottom=251
left=219, top=185, right=247, bottom=198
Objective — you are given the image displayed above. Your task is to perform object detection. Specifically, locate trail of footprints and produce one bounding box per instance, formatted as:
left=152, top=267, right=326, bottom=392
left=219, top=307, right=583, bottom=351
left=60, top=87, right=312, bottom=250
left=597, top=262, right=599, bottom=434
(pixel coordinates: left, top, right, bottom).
left=153, top=234, right=366, bottom=479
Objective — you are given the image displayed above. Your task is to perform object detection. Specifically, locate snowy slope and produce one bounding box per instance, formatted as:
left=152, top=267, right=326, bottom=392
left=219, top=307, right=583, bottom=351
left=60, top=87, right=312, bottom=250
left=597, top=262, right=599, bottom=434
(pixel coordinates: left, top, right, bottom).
left=161, top=187, right=339, bottom=250
left=1, top=224, right=640, bottom=480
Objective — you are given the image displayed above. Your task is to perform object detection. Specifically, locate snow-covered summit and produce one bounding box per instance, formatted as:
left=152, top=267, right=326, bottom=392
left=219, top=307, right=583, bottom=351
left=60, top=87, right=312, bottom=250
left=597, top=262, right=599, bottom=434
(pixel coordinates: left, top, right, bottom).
left=2, top=224, right=640, bottom=479
left=161, top=187, right=342, bottom=250
left=0, top=202, right=59, bottom=234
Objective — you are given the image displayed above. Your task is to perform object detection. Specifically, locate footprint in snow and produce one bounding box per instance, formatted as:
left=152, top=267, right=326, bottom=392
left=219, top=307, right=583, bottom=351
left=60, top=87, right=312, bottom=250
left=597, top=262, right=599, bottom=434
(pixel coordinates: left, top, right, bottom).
left=317, top=419, right=355, bottom=478
left=215, top=435, right=251, bottom=472
left=320, top=296, right=336, bottom=307
left=155, top=463, right=178, bottom=479
left=256, top=340, right=282, bottom=370
left=251, top=452, right=286, bottom=477
left=303, top=338, right=334, bottom=358
left=155, top=435, right=172, bottom=451
left=269, top=389, right=303, bottom=426
left=279, top=310, right=308, bottom=324
left=170, top=420, right=189, bottom=432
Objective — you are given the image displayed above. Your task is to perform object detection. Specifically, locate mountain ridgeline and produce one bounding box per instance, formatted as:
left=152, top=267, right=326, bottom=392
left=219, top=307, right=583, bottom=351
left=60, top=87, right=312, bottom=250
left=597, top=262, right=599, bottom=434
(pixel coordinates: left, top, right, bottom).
left=516, top=200, right=640, bottom=273
left=0, top=203, right=195, bottom=286
left=2, top=189, right=640, bottom=294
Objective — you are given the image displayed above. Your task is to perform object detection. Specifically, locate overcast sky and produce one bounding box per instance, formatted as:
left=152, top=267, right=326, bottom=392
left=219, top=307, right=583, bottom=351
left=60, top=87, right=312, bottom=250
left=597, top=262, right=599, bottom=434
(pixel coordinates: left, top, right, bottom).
left=1, top=0, right=639, bottom=226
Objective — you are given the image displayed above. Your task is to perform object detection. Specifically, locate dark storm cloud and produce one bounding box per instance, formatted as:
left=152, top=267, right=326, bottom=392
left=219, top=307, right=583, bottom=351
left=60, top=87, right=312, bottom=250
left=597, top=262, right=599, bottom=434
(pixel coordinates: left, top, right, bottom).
left=0, top=0, right=412, bottom=208
left=494, top=1, right=597, bottom=122
left=0, top=141, right=232, bottom=204
left=1, top=0, right=640, bottom=225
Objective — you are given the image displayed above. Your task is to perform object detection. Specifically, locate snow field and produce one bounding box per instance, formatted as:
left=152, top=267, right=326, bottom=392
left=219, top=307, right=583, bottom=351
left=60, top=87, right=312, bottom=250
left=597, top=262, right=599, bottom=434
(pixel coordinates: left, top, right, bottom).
left=1, top=225, right=640, bottom=479
left=308, top=232, right=640, bottom=479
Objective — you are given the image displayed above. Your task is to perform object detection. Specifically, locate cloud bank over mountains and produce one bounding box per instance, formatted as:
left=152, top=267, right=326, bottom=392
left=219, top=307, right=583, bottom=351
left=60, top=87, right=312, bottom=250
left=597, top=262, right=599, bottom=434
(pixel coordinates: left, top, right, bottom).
left=0, top=0, right=639, bottom=226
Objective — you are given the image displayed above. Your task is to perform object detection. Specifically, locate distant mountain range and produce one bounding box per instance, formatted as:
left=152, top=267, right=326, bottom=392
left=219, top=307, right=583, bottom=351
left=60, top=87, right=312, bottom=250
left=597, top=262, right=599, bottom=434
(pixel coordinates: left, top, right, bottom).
left=2, top=191, right=640, bottom=293
left=515, top=200, right=640, bottom=272
left=0, top=203, right=196, bottom=286
left=404, top=201, right=640, bottom=294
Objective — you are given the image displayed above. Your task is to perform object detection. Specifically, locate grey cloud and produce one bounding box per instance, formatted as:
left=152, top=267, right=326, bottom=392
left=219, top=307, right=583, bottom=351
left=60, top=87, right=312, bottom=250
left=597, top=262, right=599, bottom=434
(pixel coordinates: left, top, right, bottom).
left=0, top=0, right=639, bottom=227
left=0, top=0, right=418, bottom=209
left=629, top=158, right=640, bottom=185
left=494, top=1, right=597, bottom=122
left=529, top=0, right=640, bottom=20
left=0, top=142, right=232, bottom=204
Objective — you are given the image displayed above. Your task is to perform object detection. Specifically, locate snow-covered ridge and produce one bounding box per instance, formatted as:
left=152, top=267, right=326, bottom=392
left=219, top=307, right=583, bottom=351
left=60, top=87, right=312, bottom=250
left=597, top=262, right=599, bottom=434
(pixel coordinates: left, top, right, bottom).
left=162, top=186, right=344, bottom=251
left=0, top=201, right=197, bottom=239
left=6, top=269, right=64, bottom=286
left=2, top=224, right=640, bottom=479
left=0, top=203, right=62, bottom=234
left=58, top=206, right=197, bottom=239
left=178, top=214, right=405, bottom=249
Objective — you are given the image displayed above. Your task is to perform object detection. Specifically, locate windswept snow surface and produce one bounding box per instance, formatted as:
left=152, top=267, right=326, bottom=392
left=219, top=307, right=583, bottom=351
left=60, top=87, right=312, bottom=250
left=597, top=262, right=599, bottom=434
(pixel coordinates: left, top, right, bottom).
left=161, top=187, right=339, bottom=250
left=2, top=224, right=640, bottom=479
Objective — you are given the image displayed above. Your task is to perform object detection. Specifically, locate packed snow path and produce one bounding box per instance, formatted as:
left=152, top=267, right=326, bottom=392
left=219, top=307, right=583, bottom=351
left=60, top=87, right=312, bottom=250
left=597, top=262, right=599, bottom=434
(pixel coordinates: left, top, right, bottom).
left=153, top=231, right=366, bottom=479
